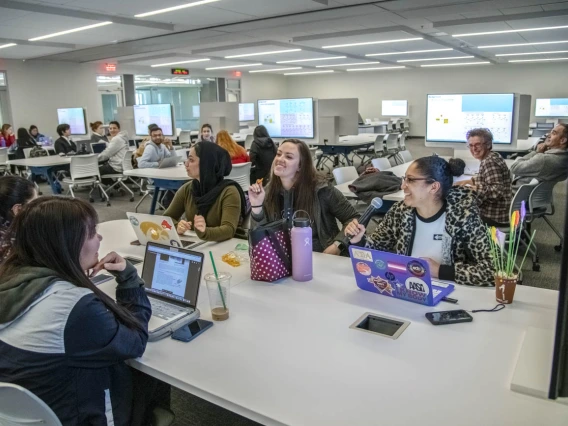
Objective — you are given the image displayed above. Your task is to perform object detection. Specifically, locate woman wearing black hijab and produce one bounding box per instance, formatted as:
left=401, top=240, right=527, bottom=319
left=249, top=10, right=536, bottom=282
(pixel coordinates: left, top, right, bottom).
left=250, top=125, right=277, bottom=184
left=164, top=142, right=246, bottom=242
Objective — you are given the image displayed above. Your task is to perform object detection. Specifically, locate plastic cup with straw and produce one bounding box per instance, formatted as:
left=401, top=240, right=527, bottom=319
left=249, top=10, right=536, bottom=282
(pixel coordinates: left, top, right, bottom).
left=206, top=251, right=230, bottom=321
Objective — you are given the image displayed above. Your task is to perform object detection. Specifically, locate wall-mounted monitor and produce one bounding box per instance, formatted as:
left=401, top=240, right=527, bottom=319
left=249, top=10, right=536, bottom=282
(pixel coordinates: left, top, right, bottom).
left=133, top=104, right=175, bottom=136
left=535, top=98, right=568, bottom=117
left=257, top=98, right=314, bottom=139
left=382, top=100, right=408, bottom=117
left=57, top=108, right=87, bottom=135
left=426, top=93, right=515, bottom=144
left=192, top=105, right=200, bottom=118
left=239, top=103, right=255, bottom=121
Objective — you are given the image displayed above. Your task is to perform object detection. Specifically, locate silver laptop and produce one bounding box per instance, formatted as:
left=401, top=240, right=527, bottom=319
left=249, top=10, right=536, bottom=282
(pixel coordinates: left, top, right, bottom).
left=127, top=212, right=200, bottom=249
left=159, top=155, right=181, bottom=168
left=141, top=242, right=204, bottom=338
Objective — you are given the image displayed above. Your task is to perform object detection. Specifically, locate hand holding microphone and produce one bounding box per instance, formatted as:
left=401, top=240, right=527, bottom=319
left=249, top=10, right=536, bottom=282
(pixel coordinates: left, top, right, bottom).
left=344, top=197, right=383, bottom=244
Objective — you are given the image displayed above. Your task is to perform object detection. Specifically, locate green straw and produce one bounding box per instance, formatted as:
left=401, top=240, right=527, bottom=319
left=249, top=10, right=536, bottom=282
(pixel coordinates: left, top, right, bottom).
left=209, top=251, right=227, bottom=310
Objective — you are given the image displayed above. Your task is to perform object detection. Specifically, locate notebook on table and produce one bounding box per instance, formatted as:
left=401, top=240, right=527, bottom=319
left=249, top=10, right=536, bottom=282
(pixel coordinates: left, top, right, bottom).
left=349, top=246, right=454, bottom=306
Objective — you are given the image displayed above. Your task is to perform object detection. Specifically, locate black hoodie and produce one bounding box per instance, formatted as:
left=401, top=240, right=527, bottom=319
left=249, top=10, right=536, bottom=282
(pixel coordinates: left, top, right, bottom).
left=250, top=130, right=277, bottom=184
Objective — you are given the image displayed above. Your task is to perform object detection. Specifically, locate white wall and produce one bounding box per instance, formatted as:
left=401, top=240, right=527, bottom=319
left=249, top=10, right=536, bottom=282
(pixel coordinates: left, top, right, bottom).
left=258, top=62, right=566, bottom=137
left=3, top=59, right=102, bottom=139
left=241, top=73, right=287, bottom=104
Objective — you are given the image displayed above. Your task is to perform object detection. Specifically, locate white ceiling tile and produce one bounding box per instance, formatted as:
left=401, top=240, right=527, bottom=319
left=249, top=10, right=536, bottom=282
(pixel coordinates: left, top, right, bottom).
left=0, top=44, right=70, bottom=59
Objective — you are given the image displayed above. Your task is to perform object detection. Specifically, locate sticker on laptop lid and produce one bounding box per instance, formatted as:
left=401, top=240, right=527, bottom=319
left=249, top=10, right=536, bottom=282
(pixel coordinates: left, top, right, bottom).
left=356, top=262, right=372, bottom=276
left=407, top=260, right=426, bottom=277
left=368, top=275, right=394, bottom=296
left=161, top=220, right=173, bottom=230
left=351, top=248, right=373, bottom=262
left=128, top=216, right=139, bottom=226
left=405, top=277, right=429, bottom=296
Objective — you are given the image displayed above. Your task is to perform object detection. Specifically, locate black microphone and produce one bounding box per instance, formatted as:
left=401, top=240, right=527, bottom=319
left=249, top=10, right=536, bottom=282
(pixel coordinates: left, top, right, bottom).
left=343, top=197, right=383, bottom=244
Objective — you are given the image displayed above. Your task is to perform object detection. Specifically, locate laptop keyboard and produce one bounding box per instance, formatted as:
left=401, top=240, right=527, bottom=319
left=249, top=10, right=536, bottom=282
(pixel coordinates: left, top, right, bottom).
left=150, top=298, right=187, bottom=321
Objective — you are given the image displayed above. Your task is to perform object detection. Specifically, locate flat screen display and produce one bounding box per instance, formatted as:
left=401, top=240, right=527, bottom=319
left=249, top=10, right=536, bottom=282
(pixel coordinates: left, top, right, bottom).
left=426, top=93, right=515, bottom=144
left=57, top=108, right=87, bottom=135
left=239, top=103, right=255, bottom=121
left=192, top=105, right=200, bottom=118
left=382, top=100, right=408, bottom=117
left=133, top=104, right=174, bottom=136
left=535, top=98, right=568, bottom=117
left=258, top=98, right=314, bottom=138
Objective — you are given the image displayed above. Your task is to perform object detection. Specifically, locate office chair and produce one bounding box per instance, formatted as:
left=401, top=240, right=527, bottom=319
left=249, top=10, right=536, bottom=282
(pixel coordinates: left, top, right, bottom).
left=63, top=155, right=111, bottom=206
left=371, top=157, right=392, bottom=171
left=529, top=180, right=563, bottom=252
left=0, top=382, right=62, bottom=426
left=333, top=166, right=358, bottom=185
left=226, top=162, right=251, bottom=192
left=0, top=148, right=9, bottom=176
left=99, top=153, right=136, bottom=202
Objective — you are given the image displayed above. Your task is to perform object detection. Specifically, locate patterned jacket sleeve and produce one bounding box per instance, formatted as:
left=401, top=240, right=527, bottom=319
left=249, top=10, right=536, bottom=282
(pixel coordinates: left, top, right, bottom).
left=363, top=203, right=400, bottom=252
left=475, top=158, right=510, bottom=204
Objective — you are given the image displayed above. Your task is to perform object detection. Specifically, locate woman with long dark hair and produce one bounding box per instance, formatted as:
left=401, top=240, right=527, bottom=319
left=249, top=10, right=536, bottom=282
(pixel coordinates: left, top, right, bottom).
left=0, top=175, right=36, bottom=262
left=249, top=139, right=359, bottom=255
left=250, top=125, right=277, bottom=184
left=0, top=197, right=159, bottom=425
left=15, top=127, right=38, bottom=159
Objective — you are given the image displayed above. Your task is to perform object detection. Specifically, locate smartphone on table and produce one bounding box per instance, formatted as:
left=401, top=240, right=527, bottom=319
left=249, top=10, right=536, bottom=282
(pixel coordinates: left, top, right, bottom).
left=425, top=310, right=473, bottom=325
left=171, top=319, right=214, bottom=342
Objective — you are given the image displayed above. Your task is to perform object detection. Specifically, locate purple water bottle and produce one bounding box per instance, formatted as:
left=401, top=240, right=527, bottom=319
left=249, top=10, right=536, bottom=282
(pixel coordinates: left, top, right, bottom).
left=291, top=217, right=313, bottom=282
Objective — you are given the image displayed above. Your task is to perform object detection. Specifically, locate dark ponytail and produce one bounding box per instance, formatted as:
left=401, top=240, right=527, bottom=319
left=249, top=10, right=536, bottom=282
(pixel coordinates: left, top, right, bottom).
left=413, top=155, right=462, bottom=200
left=0, top=176, right=36, bottom=223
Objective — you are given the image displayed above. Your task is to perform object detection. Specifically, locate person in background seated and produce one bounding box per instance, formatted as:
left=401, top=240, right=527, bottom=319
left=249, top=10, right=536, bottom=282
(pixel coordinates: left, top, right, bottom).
left=0, top=176, right=37, bottom=263
left=249, top=139, right=359, bottom=256
left=90, top=121, right=109, bottom=143
left=345, top=156, right=493, bottom=287
left=137, top=126, right=175, bottom=168
left=216, top=130, right=249, bottom=164
left=1, top=124, right=15, bottom=148
left=510, top=123, right=568, bottom=184
left=454, top=128, right=511, bottom=226
left=29, top=125, right=46, bottom=144
left=54, top=123, right=77, bottom=155
left=250, top=125, right=277, bottom=184
left=0, top=197, right=171, bottom=425
left=15, top=127, right=39, bottom=159
left=196, top=123, right=215, bottom=143
left=98, top=121, right=129, bottom=184
left=165, top=142, right=246, bottom=242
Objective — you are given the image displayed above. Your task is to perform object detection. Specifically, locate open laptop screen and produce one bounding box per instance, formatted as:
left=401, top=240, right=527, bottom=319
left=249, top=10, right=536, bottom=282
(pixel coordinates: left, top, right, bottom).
left=141, top=243, right=203, bottom=308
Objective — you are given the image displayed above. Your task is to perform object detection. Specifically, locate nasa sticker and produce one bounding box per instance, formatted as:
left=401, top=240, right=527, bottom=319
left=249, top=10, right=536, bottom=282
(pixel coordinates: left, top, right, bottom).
left=405, top=277, right=429, bottom=296
left=407, top=260, right=426, bottom=277
left=351, top=248, right=373, bottom=262
left=356, top=262, right=372, bottom=276
left=129, top=216, right=139, bottom=226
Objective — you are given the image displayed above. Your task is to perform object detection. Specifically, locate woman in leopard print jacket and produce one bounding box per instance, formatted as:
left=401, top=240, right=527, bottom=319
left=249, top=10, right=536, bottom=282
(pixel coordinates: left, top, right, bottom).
left=345, top=156, right=494, bottom=287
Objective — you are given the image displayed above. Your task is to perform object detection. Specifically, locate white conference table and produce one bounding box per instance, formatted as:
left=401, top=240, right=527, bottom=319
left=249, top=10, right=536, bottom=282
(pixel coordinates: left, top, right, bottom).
left=8, top=155, right=75, bottom=194
left=313, top=134, right=385, bottom=167
left=96, top=220, right=568, bottom=426
left=124, top=165, right=190, bottom=214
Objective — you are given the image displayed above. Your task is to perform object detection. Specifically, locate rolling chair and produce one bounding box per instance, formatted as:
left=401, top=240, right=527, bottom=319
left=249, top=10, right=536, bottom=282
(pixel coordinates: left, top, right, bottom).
left=225, top=162, right=251, bottom=192
left=382, top=134, right=400, bottom=163
left=333, top=166, right=358, bottom=185
left=398, top=132, right=408, bottom=151
left=397, top=150, right=413, bottom=164
left=99, top=152, right=137, bottom=202
left=371, top=157, right=392, bottom=171
left=63, top=154, right=110, bottom=206
left=529, top=180, right=563, bottom=253
left=0, top=382, right=62, bottom=426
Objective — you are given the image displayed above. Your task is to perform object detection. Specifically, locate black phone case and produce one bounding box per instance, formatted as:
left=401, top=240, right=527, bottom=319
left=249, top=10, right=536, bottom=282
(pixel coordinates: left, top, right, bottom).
left=426, top=310, right=473, bottom=325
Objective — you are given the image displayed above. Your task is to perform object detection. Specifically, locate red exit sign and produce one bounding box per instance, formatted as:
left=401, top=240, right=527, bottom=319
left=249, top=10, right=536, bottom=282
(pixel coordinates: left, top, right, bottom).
left=171, top=68, right=190, bottom=75
left=105, top=63, right=116, bottom=72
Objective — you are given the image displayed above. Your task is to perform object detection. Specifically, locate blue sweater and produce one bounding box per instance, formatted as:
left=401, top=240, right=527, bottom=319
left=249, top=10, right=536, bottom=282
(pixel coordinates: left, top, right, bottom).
left=0, top=263, right=151, bottom=425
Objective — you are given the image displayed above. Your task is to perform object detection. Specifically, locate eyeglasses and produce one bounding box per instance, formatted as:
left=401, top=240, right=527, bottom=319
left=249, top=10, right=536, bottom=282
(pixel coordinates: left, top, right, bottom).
left=402, top=175, right=433, bottom=184
left=466, top=143, right=485, bottom=149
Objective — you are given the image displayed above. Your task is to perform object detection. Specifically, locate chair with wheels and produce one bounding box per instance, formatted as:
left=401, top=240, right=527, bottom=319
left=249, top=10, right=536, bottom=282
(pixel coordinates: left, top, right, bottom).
left=397, top=150, right=413, bottom=164
left=122, top=151, right=145, bottom=195
left=333, top=166, right=359, bottom=185
left=371, top=157, right=392, bottom=171
left=529, top=180, right=564, bottom=253
left=63, top=154, right=110, bottom=206
left=398, top=132, right=408, bottom=151
left=382, top=134, right=400, bottom=164
left=99, top=152, right=136, bottom=202
left=0, top=382, right=62, bottom=426
left=225, top=162, right=251, bottom=192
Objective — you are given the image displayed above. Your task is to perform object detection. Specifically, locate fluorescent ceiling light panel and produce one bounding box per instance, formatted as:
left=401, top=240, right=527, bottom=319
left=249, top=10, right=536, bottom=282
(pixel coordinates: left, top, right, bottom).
left=29, top=21, right=112, bottom=41
left=397, top=55, right=473, bottom=63
left=249, top=67, right=302, bottom=73
left=284, top=70, right=335, bottom=75
left=508, top=57, right=568, bottom=63
left=316, top=62, right=381, bottom=67
left=0, top=43, right=16, bottom=49
left=323, top=38, right=422, bottom=49
left=205, top=63, right=262, bottom=70
left=366, top=48, right=452, bottom=57
left=421, top=61, right=490, bottom=67
left=151, top=58, right=211, bottom=67
left=454, top=25, right=568, bottom=37
left=276, top=56, right=346, bottom=64
left=135, top=0, right=220, bottom=17
left=479, top=40, right=568, bottom=49
left=225, top=49, right=301, bottom=58
left=346, top=66, right=405, bottom=72
left=495, top=50, right=568, bottom=57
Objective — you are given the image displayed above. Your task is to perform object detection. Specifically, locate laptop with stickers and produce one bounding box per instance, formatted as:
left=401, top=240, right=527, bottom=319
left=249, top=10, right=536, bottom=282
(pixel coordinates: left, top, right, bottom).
left=349, top=246, right=454, bottom=306
left=127, top=212, right=200, bottom=249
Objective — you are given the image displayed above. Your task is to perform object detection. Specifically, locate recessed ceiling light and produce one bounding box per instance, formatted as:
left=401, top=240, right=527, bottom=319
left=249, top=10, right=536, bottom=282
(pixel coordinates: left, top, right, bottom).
left=0, top=43, right=16, bottom=49
left=151, top=58, right=211, bottom=67
left=479, top=40, right=568, bottom=49
left=496, top=50, right=568, bottom=57
left=205, top=63, right=263, bottom=70
left=315, top=62, right=381, bottom=68
left=225, top=49, right=301, bottom=59
left=249, top=67, right=302, bottom=73
left=454, top=25, right=568, bottom=37
left=135, top=0, right=220, bottom=18
left=366, top=48, right=453, bottom=57
left=284, top=70, right=335, bottom=76
left=276, top=56, right=346, bottom=64
left=323, top=38, right=422, bottom=49
left=346, top=66, right=406, bottom=72
left=29, top=22, right=112, bottom=41
left=508, top=57, right=568, bottom=63
left=397, top=55, right=474, bottom=63
left=421, top=61, right=490, bottom=67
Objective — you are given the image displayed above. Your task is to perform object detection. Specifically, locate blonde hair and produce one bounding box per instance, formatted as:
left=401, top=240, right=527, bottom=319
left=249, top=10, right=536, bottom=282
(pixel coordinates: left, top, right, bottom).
left=216, top=130, right=247, bottom=159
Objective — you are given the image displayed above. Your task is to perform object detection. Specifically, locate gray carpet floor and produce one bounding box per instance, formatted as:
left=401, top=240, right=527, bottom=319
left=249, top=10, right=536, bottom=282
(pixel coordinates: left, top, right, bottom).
left=37, top=137, right=565, bottom=425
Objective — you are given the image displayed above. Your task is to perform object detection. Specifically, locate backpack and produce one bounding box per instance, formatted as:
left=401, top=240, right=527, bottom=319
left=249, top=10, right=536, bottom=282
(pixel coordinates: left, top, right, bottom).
left=29, top=146, right=48, bottom=158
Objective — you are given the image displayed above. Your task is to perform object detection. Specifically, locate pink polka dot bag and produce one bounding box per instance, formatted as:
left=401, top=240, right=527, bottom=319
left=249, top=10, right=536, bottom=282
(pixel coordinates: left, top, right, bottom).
left=249, top=219, right=292, bottom=282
